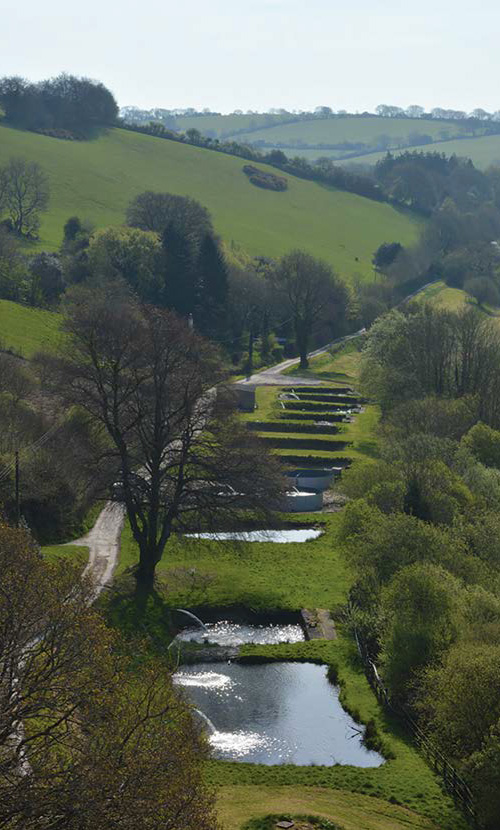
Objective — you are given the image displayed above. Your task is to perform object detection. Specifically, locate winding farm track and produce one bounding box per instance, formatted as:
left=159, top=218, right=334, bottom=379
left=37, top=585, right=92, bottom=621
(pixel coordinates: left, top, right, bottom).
left=67, top=502, right=125, bottom=599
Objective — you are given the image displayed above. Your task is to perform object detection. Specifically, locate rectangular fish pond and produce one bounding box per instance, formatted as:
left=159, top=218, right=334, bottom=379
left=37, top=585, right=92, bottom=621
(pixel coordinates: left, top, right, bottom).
left=184, top=529, right=323, bottom=543
left=174, top=661, right=384, bottom=767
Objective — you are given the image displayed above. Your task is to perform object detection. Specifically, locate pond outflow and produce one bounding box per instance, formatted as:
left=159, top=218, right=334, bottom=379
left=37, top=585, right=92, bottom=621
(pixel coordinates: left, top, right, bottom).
left=184, top=529, right=323, bottom=543
left=175, top=620, right=305, bottom=647
left=174, top=662, right=384, bottom=767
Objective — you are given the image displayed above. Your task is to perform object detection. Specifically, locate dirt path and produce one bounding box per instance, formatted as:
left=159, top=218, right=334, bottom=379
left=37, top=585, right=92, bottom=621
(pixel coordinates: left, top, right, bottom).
left=68, top=502, right=125, bottom=599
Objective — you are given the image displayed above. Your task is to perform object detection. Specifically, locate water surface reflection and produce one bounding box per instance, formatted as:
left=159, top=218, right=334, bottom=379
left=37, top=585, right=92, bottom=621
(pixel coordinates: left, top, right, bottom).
left=174, top=661, right=384, bottom=767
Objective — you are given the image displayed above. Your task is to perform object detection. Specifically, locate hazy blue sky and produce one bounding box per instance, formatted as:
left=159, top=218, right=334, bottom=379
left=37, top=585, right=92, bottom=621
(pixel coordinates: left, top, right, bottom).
left=1, top=0, right=499, bottom=113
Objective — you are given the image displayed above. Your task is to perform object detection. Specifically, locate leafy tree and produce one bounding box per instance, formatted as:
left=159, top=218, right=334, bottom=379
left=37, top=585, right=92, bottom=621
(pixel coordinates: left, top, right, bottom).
left=419, top=642, right=500, bottom=759
left=0, top=523, right=217, bottom=829
left=87, top=226, right=163, bottom=303
left=462, top=422, right=500, bottom=467
left=466, top=720, right=500, bottom=830
left=45, top=281, right=284, bottom=593
left=27, top=252, right=64, bottom=306
left=0, top=157, right=49, bottom=237
left=0, top=227, right=23, bottom=301
left=63, top=215, right=82, bottom=243
left=127, top=191, right=213, bottom=244
left=372, top=241, right=402, bottom=270
left=464, top=275, right=500, bottom=308
left=340, top=502, right=465, bottom=587
left=380, top=563, right=463, bottom=698
left=388, top=396, right=478, bottom=440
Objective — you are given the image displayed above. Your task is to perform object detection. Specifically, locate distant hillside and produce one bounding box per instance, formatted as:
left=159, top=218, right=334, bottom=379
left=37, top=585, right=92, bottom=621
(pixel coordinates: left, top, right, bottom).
left=342, top=134, right=500, bottom=170
left=0, top=124, right=421, bottom=281
left=173, top=113, right=492, bottom=162
left=222, top=116, right=472, bottom=158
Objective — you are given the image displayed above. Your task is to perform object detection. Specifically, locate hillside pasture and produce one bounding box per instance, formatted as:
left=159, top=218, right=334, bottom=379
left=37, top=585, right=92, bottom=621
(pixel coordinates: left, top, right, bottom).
left=0, top=124, right=420, bottom=281
left=342, top=133, right=500, bottom=169
left=0, top=299, right=60, bottom=357
left=225, top=116, right=470, bottom=152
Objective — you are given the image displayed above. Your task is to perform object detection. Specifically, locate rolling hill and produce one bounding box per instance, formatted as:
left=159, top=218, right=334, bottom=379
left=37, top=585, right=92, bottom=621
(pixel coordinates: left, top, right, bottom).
left=222, top=115, right=470, bottom=156
left=342, top=134, right=500, bottom=169
left=174, top=113, right=489, bottom=162
left=0, top=123, right=421, bottom=281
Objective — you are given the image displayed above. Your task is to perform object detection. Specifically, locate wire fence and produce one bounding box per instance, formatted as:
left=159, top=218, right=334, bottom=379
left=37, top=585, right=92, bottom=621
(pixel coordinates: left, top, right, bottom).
left=353, top=627, right=479, bottom=828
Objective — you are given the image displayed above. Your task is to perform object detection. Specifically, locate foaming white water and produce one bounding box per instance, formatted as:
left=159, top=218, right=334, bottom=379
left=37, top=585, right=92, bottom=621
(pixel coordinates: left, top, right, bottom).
left=173, top=671, right=233, bottom=690
left=176, top=620, right=304, bottom=647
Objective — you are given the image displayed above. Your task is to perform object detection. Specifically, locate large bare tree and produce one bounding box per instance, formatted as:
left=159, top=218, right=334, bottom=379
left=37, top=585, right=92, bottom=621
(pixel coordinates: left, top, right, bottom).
left=273, top=250, right=348, bottom=369
left=0, top=524, right=218, bottom=830
left=1, top=157, right=49, bottom=237
left=44, top=281, right=284, bottom=592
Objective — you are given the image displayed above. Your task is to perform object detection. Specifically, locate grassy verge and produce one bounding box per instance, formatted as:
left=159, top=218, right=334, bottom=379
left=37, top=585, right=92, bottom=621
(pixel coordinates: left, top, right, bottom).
left=217, top=785, right=441, bottom=830
left=41, top=544, right=88, bottom=570
left=284, top=341, right=364, bottom=384
left=0, top=299, right=61, bottom=358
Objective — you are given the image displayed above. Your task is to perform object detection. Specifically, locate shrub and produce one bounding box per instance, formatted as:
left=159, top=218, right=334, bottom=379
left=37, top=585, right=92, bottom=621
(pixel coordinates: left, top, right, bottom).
left=243, top=164, right=288, bottom=191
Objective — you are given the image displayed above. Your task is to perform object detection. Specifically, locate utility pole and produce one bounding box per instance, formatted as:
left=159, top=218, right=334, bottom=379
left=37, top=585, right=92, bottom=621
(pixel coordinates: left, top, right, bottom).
left=15, top=450, right=20, bottom=528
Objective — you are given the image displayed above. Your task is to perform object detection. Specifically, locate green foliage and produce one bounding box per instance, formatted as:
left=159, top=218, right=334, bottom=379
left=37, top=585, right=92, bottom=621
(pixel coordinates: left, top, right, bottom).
left=419, top=642, right=500, bottom=759
left=466, top=721, right=500, bottom=830
left=340, top=502, right=466, bottom=586
left=388, top=396, right=478, bottom=441
left=87, top=225, right=163, bottom=303
left=379, top=563, right=463, bottom=697
left=462, top=422, right=500, bottom=468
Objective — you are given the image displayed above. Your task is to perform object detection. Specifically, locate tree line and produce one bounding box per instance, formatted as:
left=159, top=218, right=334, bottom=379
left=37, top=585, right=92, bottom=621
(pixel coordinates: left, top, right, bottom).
left=0, top=74, right=118, bottom=135
left=339, top=302, right=500, bottom=828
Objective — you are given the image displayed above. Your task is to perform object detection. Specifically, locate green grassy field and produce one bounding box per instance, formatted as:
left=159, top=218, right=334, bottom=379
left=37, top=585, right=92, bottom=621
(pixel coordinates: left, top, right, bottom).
left=217, top=785, right=440, bottom=830
left=175, top=112, right=293, bottom=137
left=415, top=280, right=500, bottom=324
left=343, top=133, right=500, bottom=169
left=224, top=116, right=469, bottom=152
left=0, top=298, right=60, bottom=357
left=0, top=123, right=420, bottom=281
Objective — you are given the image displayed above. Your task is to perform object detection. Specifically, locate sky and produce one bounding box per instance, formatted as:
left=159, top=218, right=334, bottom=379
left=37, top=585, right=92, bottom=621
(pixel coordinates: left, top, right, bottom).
left=1, top=0, right=500, bottom=114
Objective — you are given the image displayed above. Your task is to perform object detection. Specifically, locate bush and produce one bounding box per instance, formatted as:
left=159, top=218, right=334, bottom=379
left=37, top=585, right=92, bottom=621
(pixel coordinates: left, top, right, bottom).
left=243, top=164, right=288, bottom=191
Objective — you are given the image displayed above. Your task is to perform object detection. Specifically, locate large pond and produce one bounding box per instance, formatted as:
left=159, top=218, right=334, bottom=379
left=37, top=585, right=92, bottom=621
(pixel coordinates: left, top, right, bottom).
left=176, top=620, right=305, bottom=646
left=184, top=529, right=323, bottom=543
left=174, top=661, right=384, bottom=767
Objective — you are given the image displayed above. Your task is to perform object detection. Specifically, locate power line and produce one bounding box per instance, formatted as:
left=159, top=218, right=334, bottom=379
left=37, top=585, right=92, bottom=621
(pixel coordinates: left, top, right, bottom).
left=0, top=422, right=62, bottom=484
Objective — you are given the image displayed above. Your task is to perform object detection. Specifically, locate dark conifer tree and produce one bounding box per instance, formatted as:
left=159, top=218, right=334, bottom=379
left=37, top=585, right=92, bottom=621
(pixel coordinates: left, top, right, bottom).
left=161, top=223, right=197, bottom=317
left=197, top=233, right=228, bottom=337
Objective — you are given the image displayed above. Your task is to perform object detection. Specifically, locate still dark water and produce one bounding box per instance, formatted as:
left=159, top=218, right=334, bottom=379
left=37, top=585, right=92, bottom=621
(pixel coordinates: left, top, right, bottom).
left=174, top=661, right=384, bottom=767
